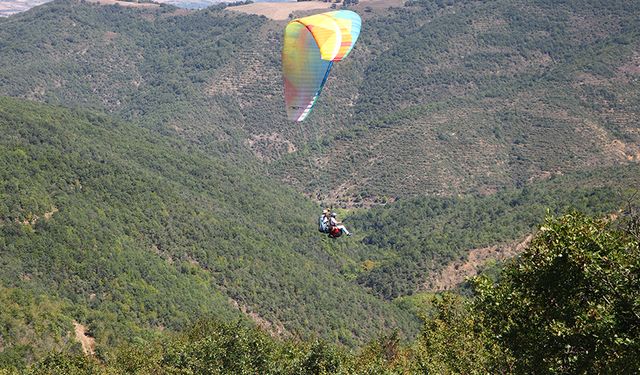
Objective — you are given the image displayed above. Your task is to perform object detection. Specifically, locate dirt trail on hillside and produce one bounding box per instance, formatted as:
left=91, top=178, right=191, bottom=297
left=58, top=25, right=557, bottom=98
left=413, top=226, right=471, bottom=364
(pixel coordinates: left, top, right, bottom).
left=73, top=321, right=95, bottom=356
left=422, top=234, right=533, bottom=292
left=229, top=298, right=288, bottom=338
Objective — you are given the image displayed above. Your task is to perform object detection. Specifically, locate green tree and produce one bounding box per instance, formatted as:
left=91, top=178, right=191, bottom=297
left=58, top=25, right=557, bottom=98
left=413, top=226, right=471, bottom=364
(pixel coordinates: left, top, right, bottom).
left=473, top=213, right=640, bottom=374
left=413, top=293, right=511, bottom=374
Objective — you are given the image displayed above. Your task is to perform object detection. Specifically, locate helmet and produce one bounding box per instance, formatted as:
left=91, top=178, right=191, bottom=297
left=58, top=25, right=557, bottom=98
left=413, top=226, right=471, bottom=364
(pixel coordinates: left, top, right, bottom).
left=323, top=209, right=330, bottom=214
left=330, top=212, right=337, bottom=217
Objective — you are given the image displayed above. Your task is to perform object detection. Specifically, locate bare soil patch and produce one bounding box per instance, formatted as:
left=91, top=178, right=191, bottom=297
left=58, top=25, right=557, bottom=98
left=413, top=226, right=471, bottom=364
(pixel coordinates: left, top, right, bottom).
left=43, top=207, right=58, bottom=220
left=227, top=0, right=405, bottom=22
left=422, top=234, right=534, bottom=292
left=73, top=321, right=95, bottom=356
left=229, top=298, right=288, bottom=338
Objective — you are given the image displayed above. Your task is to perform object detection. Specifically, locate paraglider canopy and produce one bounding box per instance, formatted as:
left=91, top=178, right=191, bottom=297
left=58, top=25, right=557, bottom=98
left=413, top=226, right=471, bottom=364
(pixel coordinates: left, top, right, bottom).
left=282, top=10, right=362, bottom=122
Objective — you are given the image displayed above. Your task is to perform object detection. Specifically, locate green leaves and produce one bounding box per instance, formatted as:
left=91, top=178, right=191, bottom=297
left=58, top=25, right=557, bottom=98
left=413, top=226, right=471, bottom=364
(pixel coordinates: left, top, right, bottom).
left=473, top=213, right=640, bottom=374
left=413, top=293, right=511, bottom=374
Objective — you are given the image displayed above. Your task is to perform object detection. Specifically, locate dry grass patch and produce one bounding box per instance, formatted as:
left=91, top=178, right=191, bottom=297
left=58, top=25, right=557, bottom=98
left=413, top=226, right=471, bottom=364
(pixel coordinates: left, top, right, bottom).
left=226, top=1, right=332, bottom=21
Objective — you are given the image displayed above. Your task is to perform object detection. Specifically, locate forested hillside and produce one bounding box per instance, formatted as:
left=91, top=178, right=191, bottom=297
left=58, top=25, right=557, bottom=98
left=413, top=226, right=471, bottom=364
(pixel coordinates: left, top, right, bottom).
left=1, top=0, right=639, bottom=371
left=0, top=0, right=265, bottom=159
left=0, top=0, right=638, bottom=205
left=0, top=97, right=420, bottom=368
left=4, top=211, right=639, bottom=374
left=349, top=164, right=640, bottom=299
left=271, top=0, right=640, bottom=204
left=3, top=95, right=636, bottom=369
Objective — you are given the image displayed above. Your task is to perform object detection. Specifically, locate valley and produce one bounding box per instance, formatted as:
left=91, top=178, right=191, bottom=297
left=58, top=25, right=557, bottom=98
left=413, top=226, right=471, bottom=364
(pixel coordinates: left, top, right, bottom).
left=0, top=0, right=638, bottom=372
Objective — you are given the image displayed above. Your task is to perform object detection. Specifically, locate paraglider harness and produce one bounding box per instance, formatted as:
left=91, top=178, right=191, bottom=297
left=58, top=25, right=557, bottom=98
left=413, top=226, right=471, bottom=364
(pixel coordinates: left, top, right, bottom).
left=328, top=226, right=342, bottom=238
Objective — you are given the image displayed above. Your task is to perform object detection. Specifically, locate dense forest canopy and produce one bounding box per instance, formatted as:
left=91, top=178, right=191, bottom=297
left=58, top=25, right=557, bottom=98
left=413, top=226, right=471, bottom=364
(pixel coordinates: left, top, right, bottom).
left=3, top=211, right=638, bottom=373
left=0, top=97, right=419, bottom=359
left=0, top=0, right=638, bottom=204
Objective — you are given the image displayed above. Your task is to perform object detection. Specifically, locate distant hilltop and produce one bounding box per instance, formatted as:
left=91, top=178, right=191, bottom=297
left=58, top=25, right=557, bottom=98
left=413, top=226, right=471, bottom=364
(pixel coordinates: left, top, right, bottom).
left=0, top=0, right=301, bottom=16
left=0, top=0, right=51, bottom=16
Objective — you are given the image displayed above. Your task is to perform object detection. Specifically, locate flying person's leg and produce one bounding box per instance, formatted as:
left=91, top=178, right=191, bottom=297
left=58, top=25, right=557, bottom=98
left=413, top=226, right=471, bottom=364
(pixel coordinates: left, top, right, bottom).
left=336, top=225, right=351, bottom=236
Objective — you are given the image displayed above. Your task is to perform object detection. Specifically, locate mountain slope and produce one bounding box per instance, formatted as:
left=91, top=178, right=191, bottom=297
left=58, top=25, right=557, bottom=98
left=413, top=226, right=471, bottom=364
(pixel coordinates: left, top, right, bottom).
left=1, top=94, right=637, bottom=365
left=348, top=163, right=640, bottom=299
left=1, top=0, right=639, bottom=362
left=0, top=96, right=419, bottom=358
left=1, top=0, right=638, bottom=206
left=269, top=0, right=640, bottom=204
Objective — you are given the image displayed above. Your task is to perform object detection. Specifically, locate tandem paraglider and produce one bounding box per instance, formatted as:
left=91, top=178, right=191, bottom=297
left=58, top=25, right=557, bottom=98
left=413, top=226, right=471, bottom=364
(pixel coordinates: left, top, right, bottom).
left=283, top=11, right=361, bottom=238
left=318, top=209, right=351, bottom=238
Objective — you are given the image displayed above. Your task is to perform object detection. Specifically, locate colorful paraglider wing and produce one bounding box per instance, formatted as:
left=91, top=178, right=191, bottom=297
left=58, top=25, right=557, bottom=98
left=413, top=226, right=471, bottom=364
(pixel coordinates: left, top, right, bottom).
left=282, top=10, right=361, bottom=122
left=282, top=21, right=333, bottom=122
